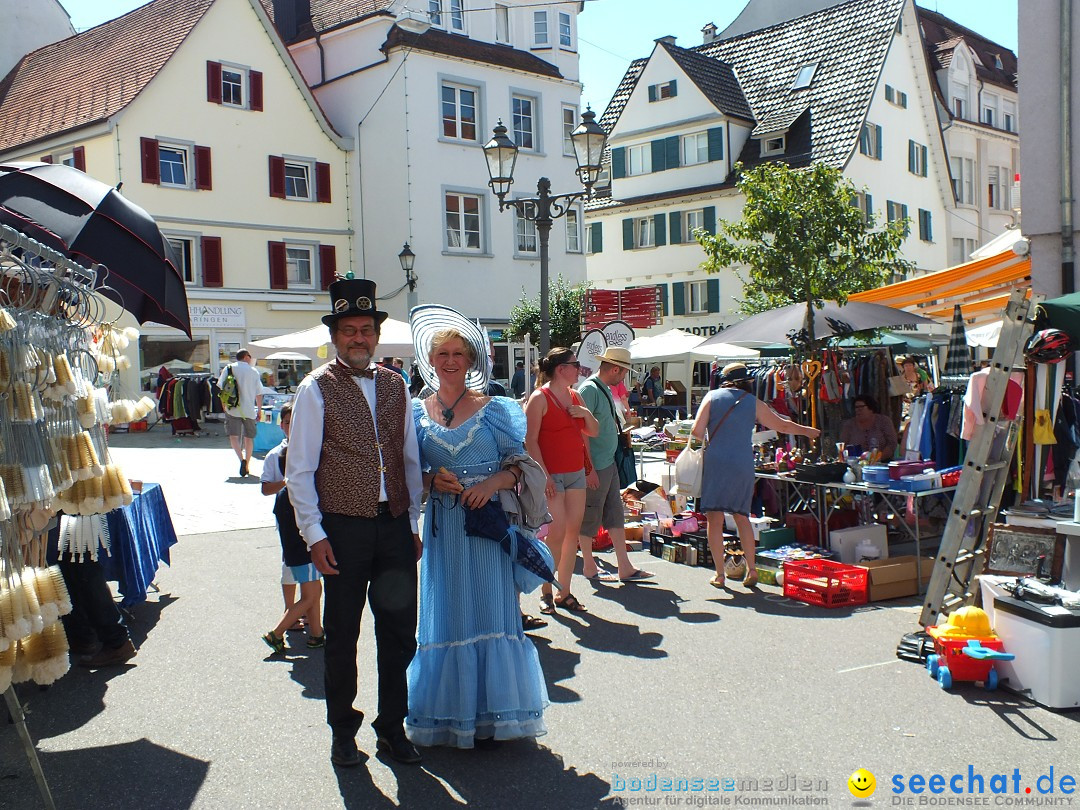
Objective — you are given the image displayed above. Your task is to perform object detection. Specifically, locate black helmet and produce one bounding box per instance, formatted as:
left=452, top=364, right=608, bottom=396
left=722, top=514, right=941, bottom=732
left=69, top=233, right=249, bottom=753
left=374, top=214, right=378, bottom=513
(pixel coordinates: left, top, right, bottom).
left=1024, top=329, right=1073, bottom=364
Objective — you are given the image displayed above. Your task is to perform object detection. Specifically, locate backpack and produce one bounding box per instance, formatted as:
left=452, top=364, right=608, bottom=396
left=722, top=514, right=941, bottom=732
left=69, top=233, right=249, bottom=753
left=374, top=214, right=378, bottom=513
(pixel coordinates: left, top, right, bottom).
left=219, top=365, right=239, bottom=410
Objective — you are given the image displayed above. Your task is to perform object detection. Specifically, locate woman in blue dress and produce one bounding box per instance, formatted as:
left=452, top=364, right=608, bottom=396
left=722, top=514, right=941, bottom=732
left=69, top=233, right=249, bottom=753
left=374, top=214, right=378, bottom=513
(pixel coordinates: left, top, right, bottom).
left=691, top=363, right=818, bottom=590
left=405, top=322, right=548, bottom=749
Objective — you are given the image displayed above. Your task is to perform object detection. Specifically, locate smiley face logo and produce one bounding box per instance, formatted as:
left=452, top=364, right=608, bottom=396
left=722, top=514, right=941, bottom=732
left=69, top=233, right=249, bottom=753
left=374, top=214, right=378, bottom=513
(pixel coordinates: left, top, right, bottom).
left=848, top=769, right=876, bottom=798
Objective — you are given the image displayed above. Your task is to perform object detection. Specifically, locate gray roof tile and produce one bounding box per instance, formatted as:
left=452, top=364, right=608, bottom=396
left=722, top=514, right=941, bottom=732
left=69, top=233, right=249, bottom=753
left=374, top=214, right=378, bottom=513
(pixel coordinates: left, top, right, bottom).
left=659, top=41, right=753, bottom=122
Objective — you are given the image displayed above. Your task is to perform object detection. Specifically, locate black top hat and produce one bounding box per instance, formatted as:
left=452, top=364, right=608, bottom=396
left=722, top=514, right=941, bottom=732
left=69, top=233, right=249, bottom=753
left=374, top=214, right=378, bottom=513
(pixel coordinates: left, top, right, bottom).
left=322, top=278, right=389, bottom=327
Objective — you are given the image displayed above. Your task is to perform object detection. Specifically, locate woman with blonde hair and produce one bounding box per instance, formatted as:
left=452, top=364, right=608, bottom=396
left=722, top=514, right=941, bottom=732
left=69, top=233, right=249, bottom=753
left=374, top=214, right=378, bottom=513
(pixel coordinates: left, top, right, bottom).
left=525, top=347, right=600, bottom=614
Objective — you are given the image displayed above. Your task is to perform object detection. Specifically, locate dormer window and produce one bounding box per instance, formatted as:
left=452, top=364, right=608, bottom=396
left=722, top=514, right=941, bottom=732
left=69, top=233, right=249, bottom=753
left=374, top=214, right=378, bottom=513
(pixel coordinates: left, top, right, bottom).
left=429, top=0, right=464, bottom=32
left=761, top=136, right=785, bottom=156
left=994, top=54, right=1003, bottom=70
left=648, top=80, right=678, bottom=102
left=792, top=63, right=817, bottom=90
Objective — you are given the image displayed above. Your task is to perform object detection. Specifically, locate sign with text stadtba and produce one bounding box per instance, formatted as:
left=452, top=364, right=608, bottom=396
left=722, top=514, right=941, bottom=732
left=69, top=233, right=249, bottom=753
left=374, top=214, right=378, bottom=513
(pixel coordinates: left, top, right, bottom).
left=189, top=305, right=246, bottom=328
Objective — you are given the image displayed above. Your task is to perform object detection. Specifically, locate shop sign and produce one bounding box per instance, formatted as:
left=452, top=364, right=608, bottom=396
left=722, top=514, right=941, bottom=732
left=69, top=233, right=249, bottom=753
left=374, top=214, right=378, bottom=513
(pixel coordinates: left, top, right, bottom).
left=686, top=325, right=721, bottom=337
left=189, top=305, right=246, bottom=328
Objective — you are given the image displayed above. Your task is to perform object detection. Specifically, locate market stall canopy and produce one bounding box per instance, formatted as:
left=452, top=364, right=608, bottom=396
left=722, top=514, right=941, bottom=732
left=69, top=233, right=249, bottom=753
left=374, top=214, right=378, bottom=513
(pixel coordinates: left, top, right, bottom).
left=249, top=318, right=413, bottom=361
left=0, top=161, right=191, bottom=336
left=1036, top=293, right=1080, bottom=340
left=849, top=246, right=1031, bottom=326
left=264, top=351, right=311, bottom=361
left=139, top=358, right=194, bottom=375
left=696, top=300, right=936, bottom=349
left=629, top=329, right=719, bottom=361
left=966, top=320, right=1002, bottom=348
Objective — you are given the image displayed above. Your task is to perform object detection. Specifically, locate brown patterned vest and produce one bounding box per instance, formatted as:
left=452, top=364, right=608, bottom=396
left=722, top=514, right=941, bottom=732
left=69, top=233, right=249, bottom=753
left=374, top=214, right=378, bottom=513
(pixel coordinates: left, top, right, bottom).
left=312, top=362, right=410, bottom=518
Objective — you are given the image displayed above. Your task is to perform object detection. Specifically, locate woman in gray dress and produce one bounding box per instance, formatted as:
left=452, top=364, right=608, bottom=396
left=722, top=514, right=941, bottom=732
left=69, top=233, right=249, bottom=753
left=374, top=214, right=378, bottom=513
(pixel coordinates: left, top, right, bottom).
left=690, top=364, right=819, bottom=589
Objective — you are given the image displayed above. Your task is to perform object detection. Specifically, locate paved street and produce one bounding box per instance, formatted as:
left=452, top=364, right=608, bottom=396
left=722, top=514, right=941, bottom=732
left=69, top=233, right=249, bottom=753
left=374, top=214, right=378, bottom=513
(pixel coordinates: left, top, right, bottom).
left=2, top=425, right=1079, bottom=809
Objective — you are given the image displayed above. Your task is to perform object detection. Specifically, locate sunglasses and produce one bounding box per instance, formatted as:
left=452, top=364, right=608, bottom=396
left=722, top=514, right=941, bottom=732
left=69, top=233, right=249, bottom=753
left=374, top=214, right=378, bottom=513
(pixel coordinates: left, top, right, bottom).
left=560, top=360, right=582, bottom=370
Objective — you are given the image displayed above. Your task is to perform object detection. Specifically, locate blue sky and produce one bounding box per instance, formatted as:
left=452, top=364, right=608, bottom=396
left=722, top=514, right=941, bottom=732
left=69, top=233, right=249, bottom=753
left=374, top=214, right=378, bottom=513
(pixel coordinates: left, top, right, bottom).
left=61, top=0, right=1019, bottom=115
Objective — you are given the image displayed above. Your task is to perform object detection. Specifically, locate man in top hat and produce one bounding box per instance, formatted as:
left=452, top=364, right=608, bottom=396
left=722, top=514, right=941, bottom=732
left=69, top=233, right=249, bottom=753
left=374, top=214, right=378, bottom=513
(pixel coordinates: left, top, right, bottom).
left=576, top=346, right=654, bottom=582
left=285, top=277, right=424, bottom=767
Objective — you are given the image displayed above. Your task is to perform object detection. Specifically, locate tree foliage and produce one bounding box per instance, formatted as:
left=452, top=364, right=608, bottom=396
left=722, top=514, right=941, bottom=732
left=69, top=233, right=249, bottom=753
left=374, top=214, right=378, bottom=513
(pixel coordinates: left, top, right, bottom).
left=695, top=162, right=913, bottom=345
left=505, top=275, right=589, bottom=349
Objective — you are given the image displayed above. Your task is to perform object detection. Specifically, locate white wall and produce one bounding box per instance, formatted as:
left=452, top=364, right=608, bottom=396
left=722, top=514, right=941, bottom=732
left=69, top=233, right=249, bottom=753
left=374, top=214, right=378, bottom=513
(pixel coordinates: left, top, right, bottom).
left=1, top=0, right=74, bottom=78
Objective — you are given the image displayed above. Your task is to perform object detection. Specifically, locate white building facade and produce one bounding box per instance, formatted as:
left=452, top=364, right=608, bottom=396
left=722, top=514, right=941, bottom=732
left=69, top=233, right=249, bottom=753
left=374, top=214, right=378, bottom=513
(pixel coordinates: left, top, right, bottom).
left=0, top=0, right=74, bottom=78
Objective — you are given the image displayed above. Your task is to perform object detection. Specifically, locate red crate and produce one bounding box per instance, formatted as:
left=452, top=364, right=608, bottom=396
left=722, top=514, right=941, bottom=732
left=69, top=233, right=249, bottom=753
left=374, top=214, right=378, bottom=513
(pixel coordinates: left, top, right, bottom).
left=782, top=559, right=868, bottom=608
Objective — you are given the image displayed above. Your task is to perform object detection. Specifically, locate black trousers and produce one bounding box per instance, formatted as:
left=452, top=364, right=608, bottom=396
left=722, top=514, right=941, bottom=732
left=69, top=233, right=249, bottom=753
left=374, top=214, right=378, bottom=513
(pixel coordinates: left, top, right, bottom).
left=58, top=558, right=129, bottom=649
left=321, top=511, right=417, bottom=738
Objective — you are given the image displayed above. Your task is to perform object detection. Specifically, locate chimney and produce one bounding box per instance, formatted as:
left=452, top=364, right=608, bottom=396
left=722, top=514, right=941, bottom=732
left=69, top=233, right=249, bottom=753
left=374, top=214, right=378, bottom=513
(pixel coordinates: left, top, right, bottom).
left=273, top=0, right=312, bottom=43
left=656, top=35, right=677, bottom=46
left=702, top=22, right=718, bottom=44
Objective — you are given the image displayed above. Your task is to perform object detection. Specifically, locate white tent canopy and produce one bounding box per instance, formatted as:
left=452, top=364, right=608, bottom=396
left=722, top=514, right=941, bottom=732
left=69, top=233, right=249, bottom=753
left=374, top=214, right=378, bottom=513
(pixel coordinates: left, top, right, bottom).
left=629, top=328, right=759, bottom=362
left=249, top=318, right=414, bottom=361
left=966, top=320, right=1002, bottom=348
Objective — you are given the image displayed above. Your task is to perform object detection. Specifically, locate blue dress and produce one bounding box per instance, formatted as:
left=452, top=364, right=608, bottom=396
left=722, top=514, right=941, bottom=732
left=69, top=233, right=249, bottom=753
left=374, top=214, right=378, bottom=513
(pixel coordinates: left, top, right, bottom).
left=699, top=389, right=758, bottom=516
left=406, top=397, right=549, bottom=748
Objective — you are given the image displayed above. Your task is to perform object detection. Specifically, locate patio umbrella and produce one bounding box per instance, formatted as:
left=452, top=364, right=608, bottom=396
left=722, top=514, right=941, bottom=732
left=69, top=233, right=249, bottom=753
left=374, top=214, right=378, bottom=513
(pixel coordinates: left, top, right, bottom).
left=0, top=162, right=190, bottom=335
left=1038, top=292, right=1080, bottom=341
left=942, top=304, right=972, bottom=379
left=696, top=300, right=936, bottom=349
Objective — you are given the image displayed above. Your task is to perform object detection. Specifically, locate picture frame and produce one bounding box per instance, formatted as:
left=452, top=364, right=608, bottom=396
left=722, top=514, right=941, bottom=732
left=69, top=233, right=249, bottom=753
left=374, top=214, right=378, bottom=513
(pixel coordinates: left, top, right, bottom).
left=985, top=524, right=1064, bottom=580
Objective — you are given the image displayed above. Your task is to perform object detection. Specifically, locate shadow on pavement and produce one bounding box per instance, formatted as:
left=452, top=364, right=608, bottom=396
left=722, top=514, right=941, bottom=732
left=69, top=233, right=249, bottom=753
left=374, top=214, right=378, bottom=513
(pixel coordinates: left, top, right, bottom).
left=122, top=593, right=177, bottom=649
left=585, top=580, right=721, bottom=625
left=333, top=740, right=615, bottom=809
left=530, top=635, right=582, bottom=704
left=545, top=609, right=667, bottom=660
left=707, top=589, right=866, bottom=618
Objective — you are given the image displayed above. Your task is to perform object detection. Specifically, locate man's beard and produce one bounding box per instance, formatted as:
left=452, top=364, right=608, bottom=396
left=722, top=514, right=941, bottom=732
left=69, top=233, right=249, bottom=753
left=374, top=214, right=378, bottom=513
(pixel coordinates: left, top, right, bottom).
left=340, top=346, right=372, bottom=368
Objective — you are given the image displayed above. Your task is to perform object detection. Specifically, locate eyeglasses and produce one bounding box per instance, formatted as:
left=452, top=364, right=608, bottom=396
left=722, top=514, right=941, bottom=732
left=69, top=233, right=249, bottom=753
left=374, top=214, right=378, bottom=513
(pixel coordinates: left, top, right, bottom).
left=560, top=360, right=582, bottom=370
left=337, top=325, right=378, bottom=338
left=853, top=404, right=868, bottom=410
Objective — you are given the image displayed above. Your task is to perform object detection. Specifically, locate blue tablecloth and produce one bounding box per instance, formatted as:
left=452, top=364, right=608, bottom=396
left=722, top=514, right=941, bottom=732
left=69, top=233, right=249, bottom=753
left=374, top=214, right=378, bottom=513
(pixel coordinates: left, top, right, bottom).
left=101, top=483, right=178, bottom=607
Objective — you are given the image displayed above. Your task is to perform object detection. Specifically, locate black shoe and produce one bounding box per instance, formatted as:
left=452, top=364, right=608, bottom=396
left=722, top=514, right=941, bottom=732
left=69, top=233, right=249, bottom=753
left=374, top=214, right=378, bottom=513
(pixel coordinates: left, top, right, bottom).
left=330, top=735, right=363, bottom=767
left=69, top=640, right=101, bottom=657
left=79, top=639, right=136, bottom=668
left=474, top=736, right=501, bottom=750
left=239, top=459, right=248, bottom=477
left=376, top=732, right=422, bottom=765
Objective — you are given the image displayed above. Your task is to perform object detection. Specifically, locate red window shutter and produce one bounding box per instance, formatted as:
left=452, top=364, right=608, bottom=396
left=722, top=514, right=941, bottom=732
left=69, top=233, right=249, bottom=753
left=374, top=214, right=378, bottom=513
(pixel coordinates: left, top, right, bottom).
left=268, top=241, right=288, bottom=290
left=268, top=155, right=286, bottom=198
left=207, top=61, right=222, bottom=104
left=72, top=146, right=86, bottom=172
left=250, top=70, right=263, bottom=111
left=40, top=155, right=53, bottom=164
left=315, top=162, right=332, bottom=203
left=319, top=244, right=337, bottom=290
left=140, top=137, right=160, bottom=184
left=201, top=236, right=223, bottom=287
left=194, top=145, right=212, bottom=190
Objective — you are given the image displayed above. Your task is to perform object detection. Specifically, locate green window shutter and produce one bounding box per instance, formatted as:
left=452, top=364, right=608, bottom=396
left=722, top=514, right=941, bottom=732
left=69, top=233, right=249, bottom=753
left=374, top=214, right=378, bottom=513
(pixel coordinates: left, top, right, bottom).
left=908, top=140, right=915, bottom=173
left=875, top=125, right=882, bottom=160
left=591, top=222, right=603, bottom=253
left=703, top=206, right=716, bottom=235
left=622, top=218, right=634, bottom=250
left=669, top=79, right=677, bottom=97
left=707, top=127, right=724, bottom=162
left=920, top=145, right=928, bottom=177
left=672, top=282, right=686, bottom=315
left=901, top=204, right=910, bottom=236
left=706, top=278, right=721, bottom=313
left=612, top=147, right=626, bottom=179
left=665, top=136, right=680, bottom=169
left=658, top=284, right=669, bottom=316
left=654, top=213, right=667, bottom=246
left=865, top=194, right=873, bottom=224
left=648, top=84, right=657, bottom=103
left=651, top=139, right=666, bottom=172
left=669, top=211, right=683, bottom=244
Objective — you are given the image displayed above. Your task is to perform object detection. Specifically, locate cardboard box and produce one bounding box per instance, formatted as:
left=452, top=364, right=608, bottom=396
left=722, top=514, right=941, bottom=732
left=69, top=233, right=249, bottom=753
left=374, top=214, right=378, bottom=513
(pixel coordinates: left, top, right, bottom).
left=663, top=380, right=687, bottom=408
left=829, top=524, right=888, bottom=565
left=857, top=555, right=934, bottom=601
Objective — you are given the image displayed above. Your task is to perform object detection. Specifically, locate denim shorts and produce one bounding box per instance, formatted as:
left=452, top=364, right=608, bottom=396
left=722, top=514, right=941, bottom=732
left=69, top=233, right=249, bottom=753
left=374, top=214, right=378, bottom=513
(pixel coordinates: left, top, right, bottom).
left=550, top=469, right=586, bottom=491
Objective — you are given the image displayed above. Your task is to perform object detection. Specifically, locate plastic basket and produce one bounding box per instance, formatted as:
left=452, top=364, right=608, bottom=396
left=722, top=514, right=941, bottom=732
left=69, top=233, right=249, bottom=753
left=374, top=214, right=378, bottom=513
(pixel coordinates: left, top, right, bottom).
left=783, top=559, right=868, bottom=608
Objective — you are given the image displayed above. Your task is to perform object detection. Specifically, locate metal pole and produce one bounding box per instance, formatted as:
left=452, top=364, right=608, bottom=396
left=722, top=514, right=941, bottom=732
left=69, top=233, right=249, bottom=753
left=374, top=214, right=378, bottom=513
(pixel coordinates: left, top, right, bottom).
left=406, top=284, right=418, bottom=317
left=4, top=686, right=56, bottom=810
left=536, top=178, right=553, bottom=356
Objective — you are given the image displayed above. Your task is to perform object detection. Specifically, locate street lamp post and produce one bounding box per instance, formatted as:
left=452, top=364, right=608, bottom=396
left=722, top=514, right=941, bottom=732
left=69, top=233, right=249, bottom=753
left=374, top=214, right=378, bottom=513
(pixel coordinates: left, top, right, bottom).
left=483, top=109, right=607, bottom=355
left=399, top=242, right=417, bottom=313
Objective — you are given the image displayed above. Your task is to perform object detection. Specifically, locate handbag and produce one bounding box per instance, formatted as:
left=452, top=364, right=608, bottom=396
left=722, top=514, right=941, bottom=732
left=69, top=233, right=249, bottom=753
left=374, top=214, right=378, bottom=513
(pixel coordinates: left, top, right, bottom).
left=588, top=378, right=637, bottom=488
left=888, top=374, right=912, bottom=397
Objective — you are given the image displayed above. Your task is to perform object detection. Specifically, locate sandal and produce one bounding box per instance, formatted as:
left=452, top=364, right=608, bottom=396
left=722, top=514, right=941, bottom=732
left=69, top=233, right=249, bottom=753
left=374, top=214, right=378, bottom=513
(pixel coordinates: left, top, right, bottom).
left=262, top=631, right=285, bottom=654
left=539, top=594, right=556, bottom=615
left=521, top=613, right=548, bottom=631
left=709, top=576, right=726, bottom=589
left=306, top=634, right=326, bottom=649
left=554, top=593, right=588, bottom=612
left=743, top=569, right=759, bottom=589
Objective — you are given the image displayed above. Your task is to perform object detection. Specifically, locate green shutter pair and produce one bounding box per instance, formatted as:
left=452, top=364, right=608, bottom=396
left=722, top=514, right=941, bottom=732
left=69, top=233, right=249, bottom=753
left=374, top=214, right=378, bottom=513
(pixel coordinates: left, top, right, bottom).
left=671, top=278, right=721, bottom=315
left=908, top=141, right=928, bottom=177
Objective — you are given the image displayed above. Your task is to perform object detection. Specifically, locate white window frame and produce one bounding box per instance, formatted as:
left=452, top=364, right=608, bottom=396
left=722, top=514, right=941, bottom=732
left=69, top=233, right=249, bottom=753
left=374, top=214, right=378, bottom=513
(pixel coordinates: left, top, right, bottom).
left=283, top=158, right=314, bottom=201
left=685, top=209, right=705, bottom=235
left=558, top=11, right=572, bottom=48
left=512, top=93, right=538, bottom=152
left=57, top=152, right=76, bottom=167
left=627, top=144, right=652, bottom=176
left=444, top=191, right=485, bottom=253
left=585, top=222, right=599, bottom=255
left=565, top=207, right=581, bottom=253
left=950, top=157, right=975, bottom=205
left=220, top=64, right=247, bottom=108
left=792, top=63, right=817, bottom=90
left=982, top=93, right=999, bottom=127
left=952, top=82, right=968, bottom=119
left=987, top=166, right=1007, bottom=210
left=688, top=280, right=708, bottom=314
left=514, top=201, right=538, bottom=256
left=681, top=132, right=708, bottom=166
left=158, top=140, right=194, bottom=189
left=447, top=0, right=464, bottom=31
left=440, top=80, right=480, bottom=143
left=761, top=136, right=785, bottom=156
left=634, top=217, right=655, bottom=249
left=859, top=123, right=880, bottom=159
left=495, top=3, right=510, bottom=43
left=285, top=243, right=315, bottom=289
left=885, top=84, right=908, bottom=108
left=562, top=104, right=578, bottom=157
left=853, top=192, right=873, bottom=224
left=910, top=141, right=927, bottom=177
left=165, top=232, right=200, bottom=286
left=533, top=10, right=548, bottom=46
left=428, top=0, right=441, bottom=26
left=1003, top=100, right=1017, bottom=133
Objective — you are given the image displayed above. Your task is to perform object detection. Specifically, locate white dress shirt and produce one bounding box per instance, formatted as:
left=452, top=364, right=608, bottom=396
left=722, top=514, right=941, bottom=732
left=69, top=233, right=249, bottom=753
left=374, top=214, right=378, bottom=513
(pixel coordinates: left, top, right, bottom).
left=286, top=362, right=423, bottom=547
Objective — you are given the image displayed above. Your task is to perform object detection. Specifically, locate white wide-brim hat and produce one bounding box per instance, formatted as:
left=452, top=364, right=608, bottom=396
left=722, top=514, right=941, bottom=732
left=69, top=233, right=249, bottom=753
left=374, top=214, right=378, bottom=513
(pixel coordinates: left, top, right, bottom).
left=410, top=304, right=490, bottom=392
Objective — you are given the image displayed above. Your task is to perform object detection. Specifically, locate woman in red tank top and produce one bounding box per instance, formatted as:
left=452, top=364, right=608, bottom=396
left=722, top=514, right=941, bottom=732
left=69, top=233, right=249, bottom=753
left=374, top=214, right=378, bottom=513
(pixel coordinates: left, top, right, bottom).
left=525, top=347, right=599, bottom=614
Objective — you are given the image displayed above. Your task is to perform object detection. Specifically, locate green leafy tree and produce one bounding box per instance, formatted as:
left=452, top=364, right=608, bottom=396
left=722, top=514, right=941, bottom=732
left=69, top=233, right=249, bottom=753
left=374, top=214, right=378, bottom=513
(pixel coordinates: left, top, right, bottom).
left=696, top=161, right=913, bottom=348
left=505, top=276, right=589, bottom=350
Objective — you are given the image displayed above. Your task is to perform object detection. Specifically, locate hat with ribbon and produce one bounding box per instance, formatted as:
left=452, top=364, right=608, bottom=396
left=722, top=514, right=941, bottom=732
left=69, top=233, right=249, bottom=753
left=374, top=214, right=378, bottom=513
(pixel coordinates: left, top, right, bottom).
left=720, top=362, right=752, bottom=385
left=322, top=277, right=389, bottom=327
left=594, top=346, right=634, bottom=371
left=410, top=304, right=490, bottom=392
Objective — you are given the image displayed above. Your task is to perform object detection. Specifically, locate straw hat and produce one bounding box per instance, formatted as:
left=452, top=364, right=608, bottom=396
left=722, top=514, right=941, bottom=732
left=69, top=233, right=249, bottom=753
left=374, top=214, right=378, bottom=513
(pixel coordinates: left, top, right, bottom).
left=409, top=304, right=490, bottom=391
left=594, top=346, right=634, bottom=371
